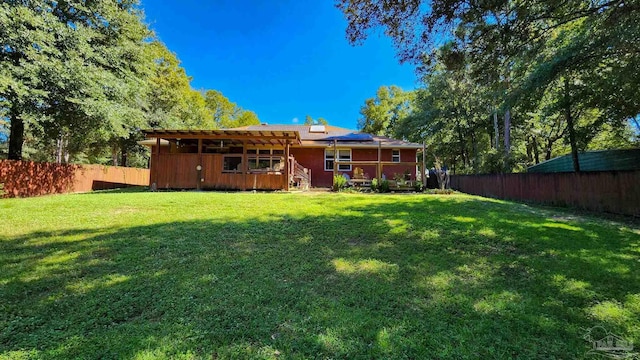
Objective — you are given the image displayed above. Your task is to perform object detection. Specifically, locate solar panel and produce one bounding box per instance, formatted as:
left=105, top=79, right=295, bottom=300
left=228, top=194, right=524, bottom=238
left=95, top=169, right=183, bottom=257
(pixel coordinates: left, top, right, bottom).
left=325, top=133, right=374, bottom=141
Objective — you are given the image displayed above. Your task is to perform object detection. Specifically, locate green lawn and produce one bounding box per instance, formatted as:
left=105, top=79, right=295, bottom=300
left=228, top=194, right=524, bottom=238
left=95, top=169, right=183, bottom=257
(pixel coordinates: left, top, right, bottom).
left=1, top=191, right=639, bottom=359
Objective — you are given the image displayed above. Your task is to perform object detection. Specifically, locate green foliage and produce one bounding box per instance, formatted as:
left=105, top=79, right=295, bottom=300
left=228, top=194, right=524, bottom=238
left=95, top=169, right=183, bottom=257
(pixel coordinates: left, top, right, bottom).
left=339, top=0, right=640, bottom=174
left=370, top=178, right=378, bottom=192
left=1, top=0, right=153, bottom=161
left=479, top=149, right=506, bottom=174
left=304, top=115, right=329, bottom=126
left=377, top=179, right=390, bottom=193
left=358, top=86, right=414, bottom=137
left=332, top=174, right=348, bottom=191
left=2, top=192, right=638, bottom=358
left=0, top=2, right=260, bottom=165
left=204, top=90, right=261, bottom=129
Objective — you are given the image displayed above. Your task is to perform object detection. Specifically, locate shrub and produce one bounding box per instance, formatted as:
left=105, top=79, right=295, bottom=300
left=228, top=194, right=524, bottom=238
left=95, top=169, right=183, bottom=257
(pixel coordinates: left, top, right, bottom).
left=370, top=178, right=378, bottom=192
left=378, top=179, right=390, bottom=193
left=333, top=175, right=348, bottom=191
left=413, top=181, right=424, bottom=192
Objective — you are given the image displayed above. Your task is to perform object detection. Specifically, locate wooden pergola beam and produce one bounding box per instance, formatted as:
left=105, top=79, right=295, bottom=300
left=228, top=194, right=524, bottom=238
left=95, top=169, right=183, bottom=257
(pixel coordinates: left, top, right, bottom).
left=145, top=134, right=298, bottom=141
left=333, top=161, right=420, bottom=166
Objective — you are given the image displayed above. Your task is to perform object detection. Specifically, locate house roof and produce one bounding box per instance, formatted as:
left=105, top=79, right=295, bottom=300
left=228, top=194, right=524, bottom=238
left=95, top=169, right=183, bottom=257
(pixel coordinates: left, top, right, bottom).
left=142, top=129, right=300, bottom=146
left=231, top=124, right=424, bottom=149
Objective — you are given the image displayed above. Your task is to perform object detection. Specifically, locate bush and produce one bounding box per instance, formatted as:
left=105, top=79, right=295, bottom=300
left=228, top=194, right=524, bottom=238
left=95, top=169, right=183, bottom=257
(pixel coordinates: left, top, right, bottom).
left=333, top=175, right=348, bottom=191
left=378, top=180, right=390, bottom=193
left=369, top=178, right=391, bottom=193
left=370, top=178, right=378, bottom=192
left=413, top=181, right=424, bottom=192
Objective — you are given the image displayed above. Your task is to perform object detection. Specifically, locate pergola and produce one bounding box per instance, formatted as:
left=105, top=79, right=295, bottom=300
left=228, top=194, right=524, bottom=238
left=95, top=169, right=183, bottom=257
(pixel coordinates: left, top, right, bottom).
left=144, top=129, right=302, bottom=191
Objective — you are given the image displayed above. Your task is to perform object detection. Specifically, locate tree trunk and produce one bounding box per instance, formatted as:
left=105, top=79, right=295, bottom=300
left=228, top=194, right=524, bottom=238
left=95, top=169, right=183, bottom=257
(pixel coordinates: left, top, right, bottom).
left=493, top=109, right=499, bottom=149
left=63, top=137, right=70, bottom=164
left=564, top=77, right=580, bottom=172
left=545, top=141, right=553, bottom=161
left=56, top=136, right=63, bottom=164
left=8, top=111, right=24, bottom=160
left=112, top=145, right=118, bottom=166
left=503, top=108, right=511, bottom=155
left=456, top=125, right=466, bottom=167
left=532, top=136, right=540, bottom=164
left=471, top=131, right=479, bottom=173
left=120, top=145, right=128, bottom=167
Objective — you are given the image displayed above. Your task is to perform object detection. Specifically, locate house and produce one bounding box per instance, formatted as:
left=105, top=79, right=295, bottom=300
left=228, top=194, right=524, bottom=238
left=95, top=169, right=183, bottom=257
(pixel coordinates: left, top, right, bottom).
left=143, top=124, right=424, bottom=190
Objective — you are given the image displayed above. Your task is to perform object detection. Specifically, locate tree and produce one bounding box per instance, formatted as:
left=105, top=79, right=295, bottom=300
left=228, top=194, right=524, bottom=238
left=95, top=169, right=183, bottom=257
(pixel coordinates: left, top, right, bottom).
left=337, top=0, right=640, bottom=172
left=358, top=86, right=414, bottom=137
left=1, top=0, right=152, bottom=161
left=234, top=110, right=260, bottom=127
left=304, top=115, right=328, bottom=126
left=304, top=115, right=313, bottom=125
left=204, top=90, right=260, bottom=129
left=1, top=2, right=263, bottom=166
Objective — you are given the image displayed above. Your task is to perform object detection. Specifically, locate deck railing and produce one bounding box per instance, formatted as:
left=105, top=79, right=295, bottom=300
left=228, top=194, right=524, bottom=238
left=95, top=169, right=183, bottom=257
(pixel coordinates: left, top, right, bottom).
left=289, top=157, right=310, bottom=190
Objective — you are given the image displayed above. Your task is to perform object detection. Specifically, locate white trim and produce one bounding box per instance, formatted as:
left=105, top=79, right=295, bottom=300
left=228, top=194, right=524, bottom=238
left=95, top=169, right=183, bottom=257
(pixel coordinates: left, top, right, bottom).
left=392, top=149, right=401, bottom=163
left=325, top=148, right=352, bottom=171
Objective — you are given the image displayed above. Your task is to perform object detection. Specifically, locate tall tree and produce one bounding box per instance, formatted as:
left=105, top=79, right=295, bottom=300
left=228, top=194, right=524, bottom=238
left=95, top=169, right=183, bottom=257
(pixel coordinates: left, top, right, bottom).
left=304, top=115, right=328, bottom=126
left=337, top=0, right=640, bottom=172
left=358, top=85, right=414, bottom=136
left=204, top=90, right=260, bottom=129
left=1, top=0, right=152, bottom=161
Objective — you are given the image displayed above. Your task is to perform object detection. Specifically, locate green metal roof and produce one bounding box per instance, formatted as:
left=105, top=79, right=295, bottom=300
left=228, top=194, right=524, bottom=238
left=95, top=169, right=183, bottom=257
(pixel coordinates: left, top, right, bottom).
left=527, top=148, right=640, bottom=173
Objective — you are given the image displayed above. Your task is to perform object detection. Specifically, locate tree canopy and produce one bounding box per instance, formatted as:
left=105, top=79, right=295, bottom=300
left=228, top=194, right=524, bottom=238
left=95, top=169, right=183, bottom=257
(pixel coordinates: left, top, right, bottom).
left=303, top=115, right=329, bottom=126
left=340, top=0, right=640, bottom=172
left=1, top=1, right=261, bottom=166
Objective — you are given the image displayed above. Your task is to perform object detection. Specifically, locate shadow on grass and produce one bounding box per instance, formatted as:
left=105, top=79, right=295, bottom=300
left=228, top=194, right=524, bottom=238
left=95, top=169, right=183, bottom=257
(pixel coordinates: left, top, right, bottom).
left=1, top=195, right=638, bottom=359
left=86, top=186, right=150, bottom=195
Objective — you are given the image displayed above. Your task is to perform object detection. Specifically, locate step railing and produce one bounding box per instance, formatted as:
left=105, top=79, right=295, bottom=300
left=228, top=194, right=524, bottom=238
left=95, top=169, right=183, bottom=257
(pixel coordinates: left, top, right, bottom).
left=289, top=157, right=310, bottom=190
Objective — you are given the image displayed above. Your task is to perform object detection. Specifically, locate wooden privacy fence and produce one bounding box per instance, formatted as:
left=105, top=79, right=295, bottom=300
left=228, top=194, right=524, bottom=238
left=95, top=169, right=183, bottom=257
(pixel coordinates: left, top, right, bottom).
left=0, top=160, right=150, bottom=198
left=450, top=171, right=640, bottom=217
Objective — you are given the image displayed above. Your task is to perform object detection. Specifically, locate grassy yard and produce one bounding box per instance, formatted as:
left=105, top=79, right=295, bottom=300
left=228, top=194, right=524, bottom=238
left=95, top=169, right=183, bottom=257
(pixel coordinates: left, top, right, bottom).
left=1, top=191, right=639, bottom=359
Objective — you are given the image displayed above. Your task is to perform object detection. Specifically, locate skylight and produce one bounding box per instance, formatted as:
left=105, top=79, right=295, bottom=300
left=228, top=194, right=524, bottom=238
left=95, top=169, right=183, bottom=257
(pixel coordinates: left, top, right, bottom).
left=309, top=125, right=326, bottom=133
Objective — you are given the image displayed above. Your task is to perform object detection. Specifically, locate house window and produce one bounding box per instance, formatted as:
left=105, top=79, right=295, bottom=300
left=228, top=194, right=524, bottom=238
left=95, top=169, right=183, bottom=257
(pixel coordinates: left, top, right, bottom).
left=223, top=155, right=242, bottom=172
left=325, top=149, right=351, bottom=171
left=392, top=149, right=401, bottom=163
left=247, top=148, right=284, bottom=171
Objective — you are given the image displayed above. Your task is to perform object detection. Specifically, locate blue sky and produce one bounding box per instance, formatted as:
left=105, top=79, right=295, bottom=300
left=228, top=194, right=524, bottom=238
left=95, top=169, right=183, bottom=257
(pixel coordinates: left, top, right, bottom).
left=141, top=0, right=418, bottom=130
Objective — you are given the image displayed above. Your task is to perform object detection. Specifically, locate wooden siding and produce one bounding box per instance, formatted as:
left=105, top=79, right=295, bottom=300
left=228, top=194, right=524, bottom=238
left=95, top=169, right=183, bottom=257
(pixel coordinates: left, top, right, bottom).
left=450, top=171, right=640, bottom=217
left=289, top=148, right=326, bottom=187
left=152, top=153, right=285, bottom=190
left=0, top=160, right=149, bottom=198
left=150, top=145, right=419, bottom=189
left=155, top=154, right=200, bottom=189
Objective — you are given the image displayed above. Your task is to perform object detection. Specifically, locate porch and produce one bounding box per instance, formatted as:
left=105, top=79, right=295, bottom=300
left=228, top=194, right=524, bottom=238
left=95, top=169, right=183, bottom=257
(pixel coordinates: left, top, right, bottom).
left=329, top=139, right=427, bottom=190
left=144, top=129, right=309, bottom=191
